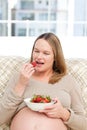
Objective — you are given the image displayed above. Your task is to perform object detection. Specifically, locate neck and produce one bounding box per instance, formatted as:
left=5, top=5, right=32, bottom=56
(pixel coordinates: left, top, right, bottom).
left=32, top=70, right=53, bottom=82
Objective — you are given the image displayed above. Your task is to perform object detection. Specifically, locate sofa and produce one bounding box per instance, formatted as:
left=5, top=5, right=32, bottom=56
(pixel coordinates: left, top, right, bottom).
left=0, top=56, right=87, bottom=130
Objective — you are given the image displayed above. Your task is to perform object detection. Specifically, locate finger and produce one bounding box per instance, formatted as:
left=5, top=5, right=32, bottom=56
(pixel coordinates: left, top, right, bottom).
left=27, top=69, right=35, bottom=77
left=44, top=105, right=55, bottom=110
left=22, top=63, right=34, bottom=74
left=52, top=97, right=58, bottom=103
left=39, top=107, right=54, bottom=113
left=27, top=67, right=35, bottom=74
left=43, top=111, right=57, bottom=118
left=22, top=63, right=32, bottom=69
left=25, top=64, right=33, bottom=72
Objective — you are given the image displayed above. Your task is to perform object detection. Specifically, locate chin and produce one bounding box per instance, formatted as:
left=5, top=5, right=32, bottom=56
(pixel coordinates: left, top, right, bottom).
left=35, top=69, right=44, bottom=73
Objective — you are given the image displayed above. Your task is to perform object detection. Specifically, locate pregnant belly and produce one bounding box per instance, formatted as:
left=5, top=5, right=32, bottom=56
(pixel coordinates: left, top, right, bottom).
left=10, top=107, right=67, bottom=130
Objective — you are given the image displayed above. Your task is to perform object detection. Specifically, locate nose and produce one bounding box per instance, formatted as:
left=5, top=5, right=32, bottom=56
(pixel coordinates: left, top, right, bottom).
left=37, top=52, right=43, bottom=59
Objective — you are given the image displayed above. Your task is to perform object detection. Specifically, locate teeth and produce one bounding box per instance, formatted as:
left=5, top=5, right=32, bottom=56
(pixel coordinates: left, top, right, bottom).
left=37, top=61, right=44, bottom=64
left=39, top=62, right=42, bottom=64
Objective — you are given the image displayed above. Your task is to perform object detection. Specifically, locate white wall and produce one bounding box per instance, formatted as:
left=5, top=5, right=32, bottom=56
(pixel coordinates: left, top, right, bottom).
left=0, top=37, right=87, bottom=59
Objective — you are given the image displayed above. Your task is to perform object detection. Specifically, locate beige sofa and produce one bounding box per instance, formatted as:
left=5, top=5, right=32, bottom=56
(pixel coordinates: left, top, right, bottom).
left=0, top=56, right=87, bottom=130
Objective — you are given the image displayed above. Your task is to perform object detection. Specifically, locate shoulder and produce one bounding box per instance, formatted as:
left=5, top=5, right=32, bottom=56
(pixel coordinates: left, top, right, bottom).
left=60, top=74, right=80, bottom=92
left=61, top=74, right=76, bottom=84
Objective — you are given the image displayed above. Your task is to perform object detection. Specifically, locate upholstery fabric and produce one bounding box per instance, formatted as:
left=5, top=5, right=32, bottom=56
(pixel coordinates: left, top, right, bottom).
left=0, top=56, right=87, bottom=129
left=66, top=59, right=87, bottom=113
left=0, top=56, right=27, bottom=98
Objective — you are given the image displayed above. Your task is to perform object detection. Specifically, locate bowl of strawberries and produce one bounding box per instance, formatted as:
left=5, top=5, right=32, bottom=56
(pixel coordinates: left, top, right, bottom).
left=24, top=94, right=55, bottom=111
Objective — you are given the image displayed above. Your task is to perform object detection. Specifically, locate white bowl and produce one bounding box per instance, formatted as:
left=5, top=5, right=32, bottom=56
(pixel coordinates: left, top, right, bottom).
left=24, top=98, right=55, bottom=111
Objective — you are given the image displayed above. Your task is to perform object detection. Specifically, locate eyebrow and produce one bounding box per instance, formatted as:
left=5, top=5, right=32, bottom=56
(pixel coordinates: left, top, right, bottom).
left=34, top=47, right=51, bottom=53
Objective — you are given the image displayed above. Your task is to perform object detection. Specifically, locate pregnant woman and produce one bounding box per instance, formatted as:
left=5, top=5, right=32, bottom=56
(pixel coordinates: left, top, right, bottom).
left=0, top=33, right=87, bottom=130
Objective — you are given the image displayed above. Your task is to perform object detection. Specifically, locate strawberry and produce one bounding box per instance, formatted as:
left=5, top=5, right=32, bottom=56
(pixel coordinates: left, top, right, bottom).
left=35, top=97, right=42, bottom=102
left=44, top=98, right=50, bottom=103
left=41, top=98, right=50, bottom=103
left=30, top=94, right=51, bottom=103
left=31, top=61, right=36, bottom=67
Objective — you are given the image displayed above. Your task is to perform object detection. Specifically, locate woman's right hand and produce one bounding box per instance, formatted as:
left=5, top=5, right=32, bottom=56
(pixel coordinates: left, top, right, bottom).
left=14, top=63, right=35, bottom=96
left=18, top=63, right=35, bottom=86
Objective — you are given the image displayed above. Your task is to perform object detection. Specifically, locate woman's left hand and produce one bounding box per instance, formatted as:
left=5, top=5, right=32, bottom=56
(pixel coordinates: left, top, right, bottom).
left=39, top=98, right=70, bottom=121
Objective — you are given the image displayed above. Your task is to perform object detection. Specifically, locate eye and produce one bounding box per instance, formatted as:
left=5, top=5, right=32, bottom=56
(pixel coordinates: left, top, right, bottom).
left=44, top=52, right=50, bottom=55
left=34, top=50, right=39, bottom=53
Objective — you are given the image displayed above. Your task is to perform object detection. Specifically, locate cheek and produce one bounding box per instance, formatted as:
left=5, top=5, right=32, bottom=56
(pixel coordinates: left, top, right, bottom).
left=32, top=53, right=37, bottom=59
left=46, top=56, right=54, bottom=65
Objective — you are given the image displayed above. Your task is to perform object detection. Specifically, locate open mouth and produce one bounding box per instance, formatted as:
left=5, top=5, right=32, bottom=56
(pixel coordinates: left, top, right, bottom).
left=36, top=61, right=44, bottom=65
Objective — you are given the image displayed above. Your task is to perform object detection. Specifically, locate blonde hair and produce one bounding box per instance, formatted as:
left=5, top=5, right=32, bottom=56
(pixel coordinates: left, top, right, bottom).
left=30, top=32, right=67, bottom=84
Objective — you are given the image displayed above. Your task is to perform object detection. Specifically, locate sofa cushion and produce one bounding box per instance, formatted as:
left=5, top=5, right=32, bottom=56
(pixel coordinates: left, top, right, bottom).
left=0, top=56, right=27, bottom=98
left=66, top=58, right=87, bottom=114
left=0, top=56, right=87, bottom=115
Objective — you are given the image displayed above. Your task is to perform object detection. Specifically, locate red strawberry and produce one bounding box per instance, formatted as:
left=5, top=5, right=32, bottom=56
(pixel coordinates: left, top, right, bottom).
left=36, top=97, right=42, bottom=103
left=31, top=94, right=51, bottom=103
left=44, top=98, right=50, bottom=103
left=31, top=61, right=36, bottom=67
